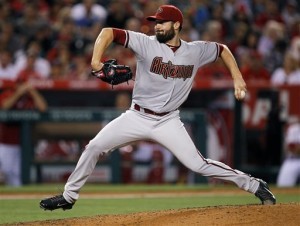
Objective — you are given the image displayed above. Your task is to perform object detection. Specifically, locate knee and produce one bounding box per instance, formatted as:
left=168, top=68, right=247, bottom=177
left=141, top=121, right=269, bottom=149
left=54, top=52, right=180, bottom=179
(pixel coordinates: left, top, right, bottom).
left=186, top=157, right=216, bottom=173
left=188, top=164, right=202, bottom=173
left=85, top=140, right=110, bottom=156
left=185, top=158, right=206, bottom=172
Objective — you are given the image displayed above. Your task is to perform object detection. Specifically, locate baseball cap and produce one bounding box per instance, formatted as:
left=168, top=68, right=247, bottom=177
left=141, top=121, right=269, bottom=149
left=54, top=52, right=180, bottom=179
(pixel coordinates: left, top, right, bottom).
left=146, top=5, right=183, bottom=25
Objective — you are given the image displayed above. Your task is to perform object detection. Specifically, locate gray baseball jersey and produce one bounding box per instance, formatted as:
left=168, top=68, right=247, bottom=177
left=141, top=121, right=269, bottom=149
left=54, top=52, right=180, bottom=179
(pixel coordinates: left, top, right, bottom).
left=127, top=30, right=220, bottom=113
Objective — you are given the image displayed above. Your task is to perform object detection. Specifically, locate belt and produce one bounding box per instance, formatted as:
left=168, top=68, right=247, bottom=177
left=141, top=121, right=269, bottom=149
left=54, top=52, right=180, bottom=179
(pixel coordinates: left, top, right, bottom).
left=134, top=104, right=170, bottom=116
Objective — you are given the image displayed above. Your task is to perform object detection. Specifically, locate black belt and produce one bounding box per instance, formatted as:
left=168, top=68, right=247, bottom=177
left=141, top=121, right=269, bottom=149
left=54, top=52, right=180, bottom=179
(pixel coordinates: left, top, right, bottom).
left=134, top=104, right=170, bottom=116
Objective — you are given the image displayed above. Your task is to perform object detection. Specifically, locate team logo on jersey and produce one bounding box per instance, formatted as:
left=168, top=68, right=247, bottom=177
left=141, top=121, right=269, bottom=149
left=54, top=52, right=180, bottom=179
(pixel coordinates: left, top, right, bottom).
left=150, top=57, right=193, bottom=80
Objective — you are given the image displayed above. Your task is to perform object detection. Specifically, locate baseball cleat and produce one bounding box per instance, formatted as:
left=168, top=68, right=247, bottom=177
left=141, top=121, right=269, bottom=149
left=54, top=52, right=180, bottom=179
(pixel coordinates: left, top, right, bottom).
left=254, top=179, right=276, bottom=205
left=40, top=194, right=74, bottom=211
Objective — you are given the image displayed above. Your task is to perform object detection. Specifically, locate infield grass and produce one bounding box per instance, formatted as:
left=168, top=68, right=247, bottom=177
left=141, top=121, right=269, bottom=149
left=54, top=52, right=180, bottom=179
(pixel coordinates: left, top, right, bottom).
left=0, top=184, right=299, bottom=225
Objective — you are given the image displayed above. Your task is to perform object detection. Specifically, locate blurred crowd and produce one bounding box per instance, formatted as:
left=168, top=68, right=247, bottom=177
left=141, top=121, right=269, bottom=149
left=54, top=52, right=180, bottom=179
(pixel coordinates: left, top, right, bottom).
left=0, top=0, right=300, bottom=84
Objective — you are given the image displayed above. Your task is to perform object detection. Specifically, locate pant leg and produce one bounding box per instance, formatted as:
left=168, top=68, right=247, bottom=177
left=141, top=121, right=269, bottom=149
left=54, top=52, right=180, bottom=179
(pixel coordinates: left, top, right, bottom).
left=277, top=158, right=300, bottom=187
left=64, top=110, right=150, bottom=202
left=150, top=112, right=259, bottom=193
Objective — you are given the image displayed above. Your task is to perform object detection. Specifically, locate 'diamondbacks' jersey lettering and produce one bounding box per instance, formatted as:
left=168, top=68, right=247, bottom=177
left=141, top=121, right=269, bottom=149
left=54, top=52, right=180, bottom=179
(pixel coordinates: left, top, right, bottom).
left=150, top=57, right=194, bottom=80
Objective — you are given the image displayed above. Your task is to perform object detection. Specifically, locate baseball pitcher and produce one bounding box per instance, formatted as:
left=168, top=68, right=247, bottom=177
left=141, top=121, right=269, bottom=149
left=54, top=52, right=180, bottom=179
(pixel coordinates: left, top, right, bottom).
left=40, top=5, right=276, bottom=211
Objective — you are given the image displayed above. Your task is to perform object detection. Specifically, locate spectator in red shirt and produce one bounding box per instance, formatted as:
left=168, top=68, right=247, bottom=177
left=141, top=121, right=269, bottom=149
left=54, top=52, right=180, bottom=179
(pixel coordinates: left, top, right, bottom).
left=0, top=78, right=47, bottom=186
left=16, top=50, right=44, bottom=81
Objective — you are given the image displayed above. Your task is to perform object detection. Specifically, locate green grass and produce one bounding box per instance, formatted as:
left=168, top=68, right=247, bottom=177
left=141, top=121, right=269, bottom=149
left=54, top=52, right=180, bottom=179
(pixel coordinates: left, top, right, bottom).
left=0, top=183, right=212, bottom=193
left=0, top=184, right=299, bottom=225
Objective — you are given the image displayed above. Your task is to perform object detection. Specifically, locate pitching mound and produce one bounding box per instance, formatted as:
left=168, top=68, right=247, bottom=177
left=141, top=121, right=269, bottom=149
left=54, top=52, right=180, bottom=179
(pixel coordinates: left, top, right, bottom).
left=21, top=203, right=299, bottom=226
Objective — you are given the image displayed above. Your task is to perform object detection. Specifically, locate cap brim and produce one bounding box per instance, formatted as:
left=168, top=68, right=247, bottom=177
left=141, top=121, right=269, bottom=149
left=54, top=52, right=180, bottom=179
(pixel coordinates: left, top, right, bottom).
left=146, top=16, right=163, bottom=21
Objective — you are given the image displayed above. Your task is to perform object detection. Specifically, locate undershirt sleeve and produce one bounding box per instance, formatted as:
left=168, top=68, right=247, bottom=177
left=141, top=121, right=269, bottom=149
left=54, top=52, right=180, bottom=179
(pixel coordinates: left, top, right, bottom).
left=218, top=44, right=224, bottom=57
left=112, top=28, right=128, bottom=46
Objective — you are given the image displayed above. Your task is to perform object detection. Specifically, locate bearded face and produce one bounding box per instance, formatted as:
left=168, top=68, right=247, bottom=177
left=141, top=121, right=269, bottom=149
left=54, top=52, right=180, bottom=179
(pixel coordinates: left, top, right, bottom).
left=155, top=22, right=176, bottom=43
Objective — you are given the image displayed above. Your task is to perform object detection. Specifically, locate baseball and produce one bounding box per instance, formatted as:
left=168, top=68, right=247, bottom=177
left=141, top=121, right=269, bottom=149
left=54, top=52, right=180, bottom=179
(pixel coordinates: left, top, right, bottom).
left=240, top=90, right=246, bottom=99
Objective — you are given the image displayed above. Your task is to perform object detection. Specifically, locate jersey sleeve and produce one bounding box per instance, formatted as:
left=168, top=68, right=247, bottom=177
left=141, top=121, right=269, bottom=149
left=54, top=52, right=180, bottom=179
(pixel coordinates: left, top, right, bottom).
left=124, top=31, right=151, bottom=60
left=112, top=29, right=150, bottom=60
left=195, top=41, right=224, bottom=67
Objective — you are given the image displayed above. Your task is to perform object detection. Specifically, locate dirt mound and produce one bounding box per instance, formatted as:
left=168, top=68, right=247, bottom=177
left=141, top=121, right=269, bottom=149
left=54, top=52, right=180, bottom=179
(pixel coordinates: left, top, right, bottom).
left=18, top=203, right=299, bottom=226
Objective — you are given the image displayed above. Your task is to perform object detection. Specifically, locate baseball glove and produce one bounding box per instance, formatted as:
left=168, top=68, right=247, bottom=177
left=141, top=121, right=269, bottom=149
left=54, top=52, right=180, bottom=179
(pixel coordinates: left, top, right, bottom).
left=91, top=59, right=133, bottom=87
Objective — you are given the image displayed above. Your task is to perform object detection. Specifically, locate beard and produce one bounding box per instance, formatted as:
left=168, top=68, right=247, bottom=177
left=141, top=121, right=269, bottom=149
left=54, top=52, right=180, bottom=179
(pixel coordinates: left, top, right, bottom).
left=155, top=26, right=176, bottom=43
